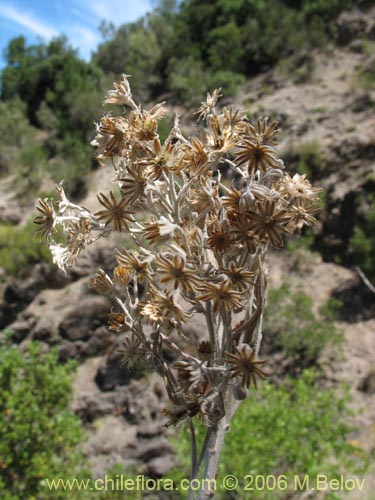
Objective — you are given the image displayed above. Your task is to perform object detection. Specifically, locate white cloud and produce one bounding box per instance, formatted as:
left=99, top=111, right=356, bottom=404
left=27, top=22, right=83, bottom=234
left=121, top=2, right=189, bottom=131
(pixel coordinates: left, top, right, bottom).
left=68, top=5, right=99, bottom=27
left=1, top=4, right=58, bottom=39
left=64, top=0, right=152, bottom=59
left=65, top=25, right=101, bottom=60
left=78, top=0, right=151, bottom=26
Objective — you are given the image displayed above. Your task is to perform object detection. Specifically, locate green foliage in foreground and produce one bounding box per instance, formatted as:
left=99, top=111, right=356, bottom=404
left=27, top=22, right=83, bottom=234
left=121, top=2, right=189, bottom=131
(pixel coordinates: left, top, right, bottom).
left=170, top=370, right=368, bottom=499
left=0, top=337, right=86, bottom=500
left=263, top=283, right=343, bottom=366
left=0, top=221, right=52, bottom=276
left=0, top=335, right=145, bottom=500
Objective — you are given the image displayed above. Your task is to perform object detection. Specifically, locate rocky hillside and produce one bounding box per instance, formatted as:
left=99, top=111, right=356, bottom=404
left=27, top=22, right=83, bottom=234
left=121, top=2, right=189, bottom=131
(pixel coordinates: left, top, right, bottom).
left=0, top=5, right=374, bottom=497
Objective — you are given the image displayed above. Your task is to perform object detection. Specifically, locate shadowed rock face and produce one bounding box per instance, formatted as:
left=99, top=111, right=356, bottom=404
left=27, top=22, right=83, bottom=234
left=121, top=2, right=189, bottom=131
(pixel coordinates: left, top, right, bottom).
left=358, top=371, right=375, bottom=394
left=330, top=280, right=375, bottom=323
left=337, top=8, right=372, bottom=46
left=59, top=296, right=110, bottom=341
left=0, top=263, right=67, bottom=329
left=94, top=334, right=146, bottom=392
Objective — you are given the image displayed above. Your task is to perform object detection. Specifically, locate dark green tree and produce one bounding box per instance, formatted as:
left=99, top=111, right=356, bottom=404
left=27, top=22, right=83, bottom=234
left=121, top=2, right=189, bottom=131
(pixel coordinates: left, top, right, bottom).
left=1, top=36, right=103, bottom=142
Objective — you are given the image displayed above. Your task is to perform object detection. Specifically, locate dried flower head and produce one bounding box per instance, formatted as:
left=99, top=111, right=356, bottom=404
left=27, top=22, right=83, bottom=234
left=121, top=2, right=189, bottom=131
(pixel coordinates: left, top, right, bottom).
left=197, top=340, right=214, bottom=362
left=116, top=249, right=151, bottom=284
left=119, top=163, right=147, bottom=206
left=141, top=288, right=186, bottom=327
left=119, top=334, right=144, bottom=370
left=246, top=117, right=279, bottom=146
left=35, top=76, right=321, bottom=470
left=108, top=311, right=128, bottom=332
left=246, top=199, right=290, bottom=247
left=156, top=254, right=200, bottom=294
left=196, top=88, right=222, bottom=121
left=139, top=138, right=176, bottom=181
left=222, top=261, right=255, bottom=292
left=225, top=345, right=268, bottom=388
left=277, top=173, right=322, bottom=202
left=113, top=265, right=131, bottom=286
left=175, top=360, right=203, bottom=391
left=89, top=269, right=113, bottom=294
left=234, top=139, right=281, bottom=175
left=287, top=199, right=320, bottom=233
left=34, top=199, right=55, bottom=239
left=104, top=74, right=133, bottom=106
left=207, top=225, right=233, bottom=253
left=197, top=281, right=244, bottom=313
left=95, top=191, right=133, bottom=232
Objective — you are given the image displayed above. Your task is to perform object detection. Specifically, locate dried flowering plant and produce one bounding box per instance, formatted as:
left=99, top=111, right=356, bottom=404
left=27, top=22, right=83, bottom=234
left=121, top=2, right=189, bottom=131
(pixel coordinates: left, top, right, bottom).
left=34, top=76, right=321, bottom=499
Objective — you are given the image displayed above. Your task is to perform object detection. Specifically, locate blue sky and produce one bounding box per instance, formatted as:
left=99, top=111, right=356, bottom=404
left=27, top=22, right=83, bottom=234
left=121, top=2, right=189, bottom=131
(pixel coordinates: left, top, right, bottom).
left=0, top=0, right=152, bottom=67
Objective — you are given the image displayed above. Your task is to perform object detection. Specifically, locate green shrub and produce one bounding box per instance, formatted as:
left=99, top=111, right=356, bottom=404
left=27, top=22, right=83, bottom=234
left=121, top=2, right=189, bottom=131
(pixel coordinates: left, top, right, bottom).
left=207, top=22, right=245, bottom=73
left=0, top=335, right=88, bottom=499
left=0, top=333, right=148, bottom=500
left=0, top=221, right=51, bottom=276
left=295, top=141, right=324, bottom=177
left=46, top=135, right=93, bottom=197
left=158, top=117, right=173, bottom=144
left=14, top=144, right=48, bottom=194
left=319, top=297, right=344, bottom=321
left=36, top=101, right=58, bottom=132
left=350, top=200, right=375, bottom=280
left=0, top=99, right=37, bottom=177
left=168, top=56, right=208, bottom=103
left=170, top=370, right=367, bottom=499
left=0, top=98, right=35, bottom=150
left=287, top=228, right=315, bottom=253
left=353, top=65, right=375, bottom=104
left=1, top=35, right=103, bottom=135
left=286, top=229, right=322, bottom=273
left=293, top=54, right=316, bottom=84
left=207, top=70, right=245, bottom=97
left=263, top=283, right=343, bottom=365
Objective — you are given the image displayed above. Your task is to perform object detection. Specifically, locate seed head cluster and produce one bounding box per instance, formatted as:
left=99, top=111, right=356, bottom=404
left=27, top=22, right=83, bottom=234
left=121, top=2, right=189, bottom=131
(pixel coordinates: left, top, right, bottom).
left=35, top=75, right=321, bottom=428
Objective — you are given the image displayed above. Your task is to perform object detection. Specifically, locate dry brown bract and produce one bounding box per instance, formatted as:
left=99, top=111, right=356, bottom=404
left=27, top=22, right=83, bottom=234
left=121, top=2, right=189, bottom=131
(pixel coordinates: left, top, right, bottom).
left=196, top=88, right=222, bottom=121
left=246, top=117, right=279, bottom=146
left=104, top=74, right=133, bottom=106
